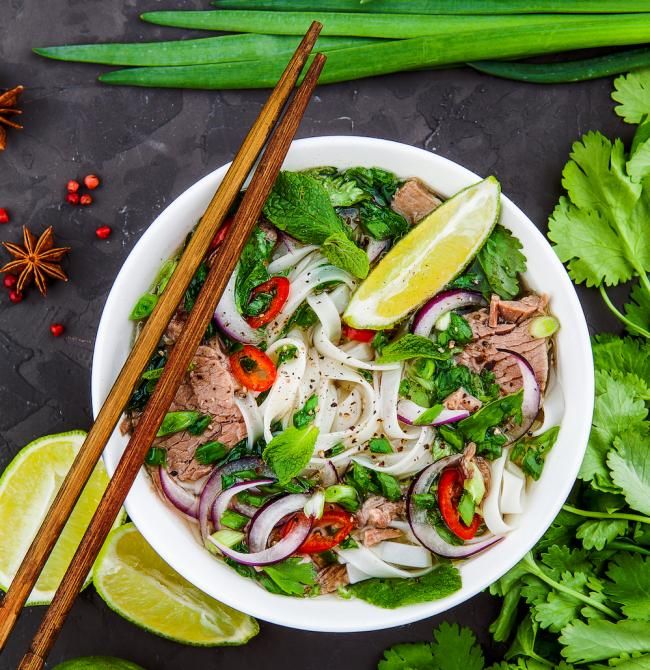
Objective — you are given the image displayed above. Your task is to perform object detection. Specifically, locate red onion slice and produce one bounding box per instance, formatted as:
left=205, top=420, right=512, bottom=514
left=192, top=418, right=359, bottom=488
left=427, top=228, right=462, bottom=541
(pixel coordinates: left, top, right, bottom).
left=319, top=460, right=339, bottom=487
left=248, top=493, right=310, bottom=553
left=214, top=272, right=263, bottom=344
left=198, top=457, right=269, bottom=540
left=208, top=513, right=312, bottom=567
left=397, top=399, right=469, bottom=426
left=407, top=456, right=501, bottom=558
left=159, top=467, right=199, bottom=518
left=412, top=289, right=486, bottom=337
left=211, top=478, right=274, bottom=530
left=366, top=238, right=389, bottom=263
left=496, top=349, right=541, bottom=442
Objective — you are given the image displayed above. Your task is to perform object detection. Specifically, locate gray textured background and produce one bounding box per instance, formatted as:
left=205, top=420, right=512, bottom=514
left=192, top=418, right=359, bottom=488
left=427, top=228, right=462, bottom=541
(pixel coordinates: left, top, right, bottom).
left=1, top=1, right=628, bottom=668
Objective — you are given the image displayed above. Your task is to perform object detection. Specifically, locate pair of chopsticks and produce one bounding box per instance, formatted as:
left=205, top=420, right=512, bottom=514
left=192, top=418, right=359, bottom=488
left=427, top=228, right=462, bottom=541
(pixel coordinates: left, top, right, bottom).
left=0, top=23, right=325, bottom=670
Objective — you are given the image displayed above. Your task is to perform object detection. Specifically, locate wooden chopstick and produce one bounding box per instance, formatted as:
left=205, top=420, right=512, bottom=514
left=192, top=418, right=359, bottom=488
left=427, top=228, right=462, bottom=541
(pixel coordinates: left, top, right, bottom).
left=17, top=50, right=327, bottom=670
left=0, top=21, right=322, bottom=653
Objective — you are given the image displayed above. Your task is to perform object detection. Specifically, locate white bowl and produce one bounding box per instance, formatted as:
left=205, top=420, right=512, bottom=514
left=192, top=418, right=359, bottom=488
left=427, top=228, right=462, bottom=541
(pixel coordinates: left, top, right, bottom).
left=92, top=136, right=593, bottom=632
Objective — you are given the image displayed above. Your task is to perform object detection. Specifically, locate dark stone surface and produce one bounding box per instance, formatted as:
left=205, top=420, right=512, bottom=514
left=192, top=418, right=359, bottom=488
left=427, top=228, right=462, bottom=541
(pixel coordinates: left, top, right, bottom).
left=0, top=2, right=627, bottom=668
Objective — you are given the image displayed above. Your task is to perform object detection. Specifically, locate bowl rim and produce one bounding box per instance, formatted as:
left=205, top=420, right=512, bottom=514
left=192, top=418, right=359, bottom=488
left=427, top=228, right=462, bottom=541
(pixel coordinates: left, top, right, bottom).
left=92, top=135, right=594, bottom=632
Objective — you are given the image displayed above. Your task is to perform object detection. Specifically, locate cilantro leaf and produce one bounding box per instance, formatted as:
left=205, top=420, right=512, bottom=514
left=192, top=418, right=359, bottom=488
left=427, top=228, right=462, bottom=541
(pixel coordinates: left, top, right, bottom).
left=579, top=372, right=648, bottom=490
left=592, top=334, right=650, bottom=386
left=559, top=619, right=650, bottom=664
left=304, top=167, right=366, bottom=207
left=477, top=224, right=527, bottom=299
left=504, top=614, right=547, bottom=666
left=378, top=643, right=434, bottom=670
left=430, top=622, right=484, bottom=670
left=575, top=519, right=629, bottom=551
left=350, top=563, right=461, bottom=609
left=321, top=232, right=369, bottom=279
left=540, top=546, right=592, bottom=576
left=627, top=119, right=650, bottom=182
left=262, top=557, right=316, bottom=597
left=358, top=200, right=408, bottom=241
left=262, top=424, right=319, bottom=485
left=612, top=68, right=650, bottom=124
left=625, top=281, right=650, bottom=336
left=608, top=429, right=650, bottom=515
left=605, top=552, right=650, bottom=621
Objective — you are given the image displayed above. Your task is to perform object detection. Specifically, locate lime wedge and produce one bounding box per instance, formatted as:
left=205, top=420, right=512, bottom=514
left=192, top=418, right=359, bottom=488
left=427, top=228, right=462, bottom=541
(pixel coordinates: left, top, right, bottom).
left=53, top=657, right=145, bottom=670
left=93, top=524, right=259, bottom=646
left=0, top=430, right=124, bottom=605
left=344, top=176, right=501, bottom=329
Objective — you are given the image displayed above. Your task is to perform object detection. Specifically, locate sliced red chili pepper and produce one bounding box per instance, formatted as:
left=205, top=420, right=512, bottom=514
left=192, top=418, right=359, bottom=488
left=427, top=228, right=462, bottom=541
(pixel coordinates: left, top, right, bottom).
left=245, top=276, right=290, bottom=329
left=342, top=324, right=376, bottom=343
left=209, top=216, right=234, bottom=250
left=229, top=345, right=277, bottom=392
left=437, top=467, right=481, bottom=541
left=282, top=504, right=355, bottom=554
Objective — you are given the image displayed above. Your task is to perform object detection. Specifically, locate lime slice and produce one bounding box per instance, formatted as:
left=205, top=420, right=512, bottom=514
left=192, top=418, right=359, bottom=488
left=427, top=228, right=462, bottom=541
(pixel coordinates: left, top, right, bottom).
left=0, top=430, right=124, bottom=605
left=344, top=176, right=501, bottom=329
left=93, top=524, right=259, bottom=646
left=53, top=657, right=145, bottom=670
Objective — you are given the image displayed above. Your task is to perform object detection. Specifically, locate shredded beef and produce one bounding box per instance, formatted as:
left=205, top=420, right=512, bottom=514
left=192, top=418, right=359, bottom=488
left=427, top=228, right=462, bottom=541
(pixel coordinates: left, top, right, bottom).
left=391, top=178, right=442, bottom=224
left=443, top=387, right=482, bottom=413
left=356, top=496, right=405, bottom=529
left=362, top=527, right=403, bottom=547
left=316, top=564, right=349, bottom=594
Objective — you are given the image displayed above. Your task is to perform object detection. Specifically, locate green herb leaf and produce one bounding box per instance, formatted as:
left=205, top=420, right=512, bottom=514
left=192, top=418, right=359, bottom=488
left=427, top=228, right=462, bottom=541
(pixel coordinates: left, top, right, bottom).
left=235, top=226, right=277, bottom=317
left=187, top=413, right=211, bottom=436
left=350, top=563, right=461, bottom=609
left=263, top=171, right=348, bottom=245
left=437, top=313, right=474, bottom=347
left=343, top=167, right=400, bottom=207
left=293, top=394, right=319, bottom=429
left=184, top=262, right=209, bottom=312
left=413, top=404, right=443, bottom=426
left=321, top=232, right=369, bottom=279
left=477, top=224, right=526, bottom=300
left=369, top=437, right=393, bottom=454
left=575, top=519, right=629, bottom=550
left=625, top=280, right=650, bottom=337
left=262, top=424, right=319, bottom=485
left=305, top=167, right=366, bottom=207
left=604, top=552, right=650, bottom=621
left=377, top=334, right=451, bottom=363
left=276, top=344, right=298, bottom=366
left=559, top=619, right=650, bottom=664
left=262, top=557, right=317, bottom=597
left=510, top=426, right=560, bottom=480
left=129, top=293, right=158, bottom=321
left=607, top=429, right=650, bottom=515
left=358, top=200, right=408, bottom=241
left=612, top=69, right=650, bottom=124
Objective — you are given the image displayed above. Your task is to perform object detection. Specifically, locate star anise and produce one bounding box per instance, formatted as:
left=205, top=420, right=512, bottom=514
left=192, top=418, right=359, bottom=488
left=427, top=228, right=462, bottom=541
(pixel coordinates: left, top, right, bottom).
left=1, top=226, right=71, bottom=295
left=0, top=86, right=24, bottom=151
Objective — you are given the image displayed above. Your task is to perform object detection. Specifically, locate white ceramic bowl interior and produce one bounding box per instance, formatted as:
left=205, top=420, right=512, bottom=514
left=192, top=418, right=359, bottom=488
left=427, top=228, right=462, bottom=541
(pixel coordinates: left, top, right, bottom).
left=92, top=136, right=593, bottom=632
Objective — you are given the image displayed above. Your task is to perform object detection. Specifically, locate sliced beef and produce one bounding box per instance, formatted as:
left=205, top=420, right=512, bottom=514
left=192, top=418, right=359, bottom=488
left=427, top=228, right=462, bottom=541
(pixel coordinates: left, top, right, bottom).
left=316, top=564, right=349, bottom=594
left=362, top=527, right=402, bottom=547
left=155, top=338, right=246, bottom=481
left=443, top=387, right=482, bottom=413
left=456, top=294, right=550, bottom=393
left=163, top=311, right=186, bottom=346
left=391, top=178, right=442, bottom=224
left=356, top=495, right=405, bottom=529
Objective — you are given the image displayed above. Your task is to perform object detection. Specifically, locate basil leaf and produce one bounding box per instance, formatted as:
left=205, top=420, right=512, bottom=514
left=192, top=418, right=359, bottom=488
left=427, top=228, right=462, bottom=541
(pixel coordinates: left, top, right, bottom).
left=235, top=226, right=276, bottom=317
left=358, top=200, right=408, bottom=241
left=262, top=424, right=320, bottom=485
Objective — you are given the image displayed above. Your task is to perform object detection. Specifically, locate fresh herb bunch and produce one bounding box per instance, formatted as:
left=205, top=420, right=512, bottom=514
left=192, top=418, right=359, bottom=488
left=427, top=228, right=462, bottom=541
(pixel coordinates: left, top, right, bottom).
left=548, top=68, right=650, bottom=339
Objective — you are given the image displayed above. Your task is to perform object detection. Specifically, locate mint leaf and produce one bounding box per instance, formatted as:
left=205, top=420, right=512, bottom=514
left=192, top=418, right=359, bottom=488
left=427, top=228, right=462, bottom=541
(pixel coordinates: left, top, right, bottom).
left=262, top=424, right=319, bottom=485
left=350, top=563, right=461, bottom=609
left=262, top=557, right=316, bottom=597
left=321, top=232, right=369, bottom=279
left=263, top=171, right=347, bottom=244
left=608, top=429, right=650, bottom=515
left=477, top=224, right=526, bottom=299
left=377, top=334, right=451, bottom=363
left=235, top=225, right=276, bottom=317
left=612, top=69, right=650, bottom=123
left=605, top=552, right=650, bottom=621
left=559, top=619, right=650, bottom=664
